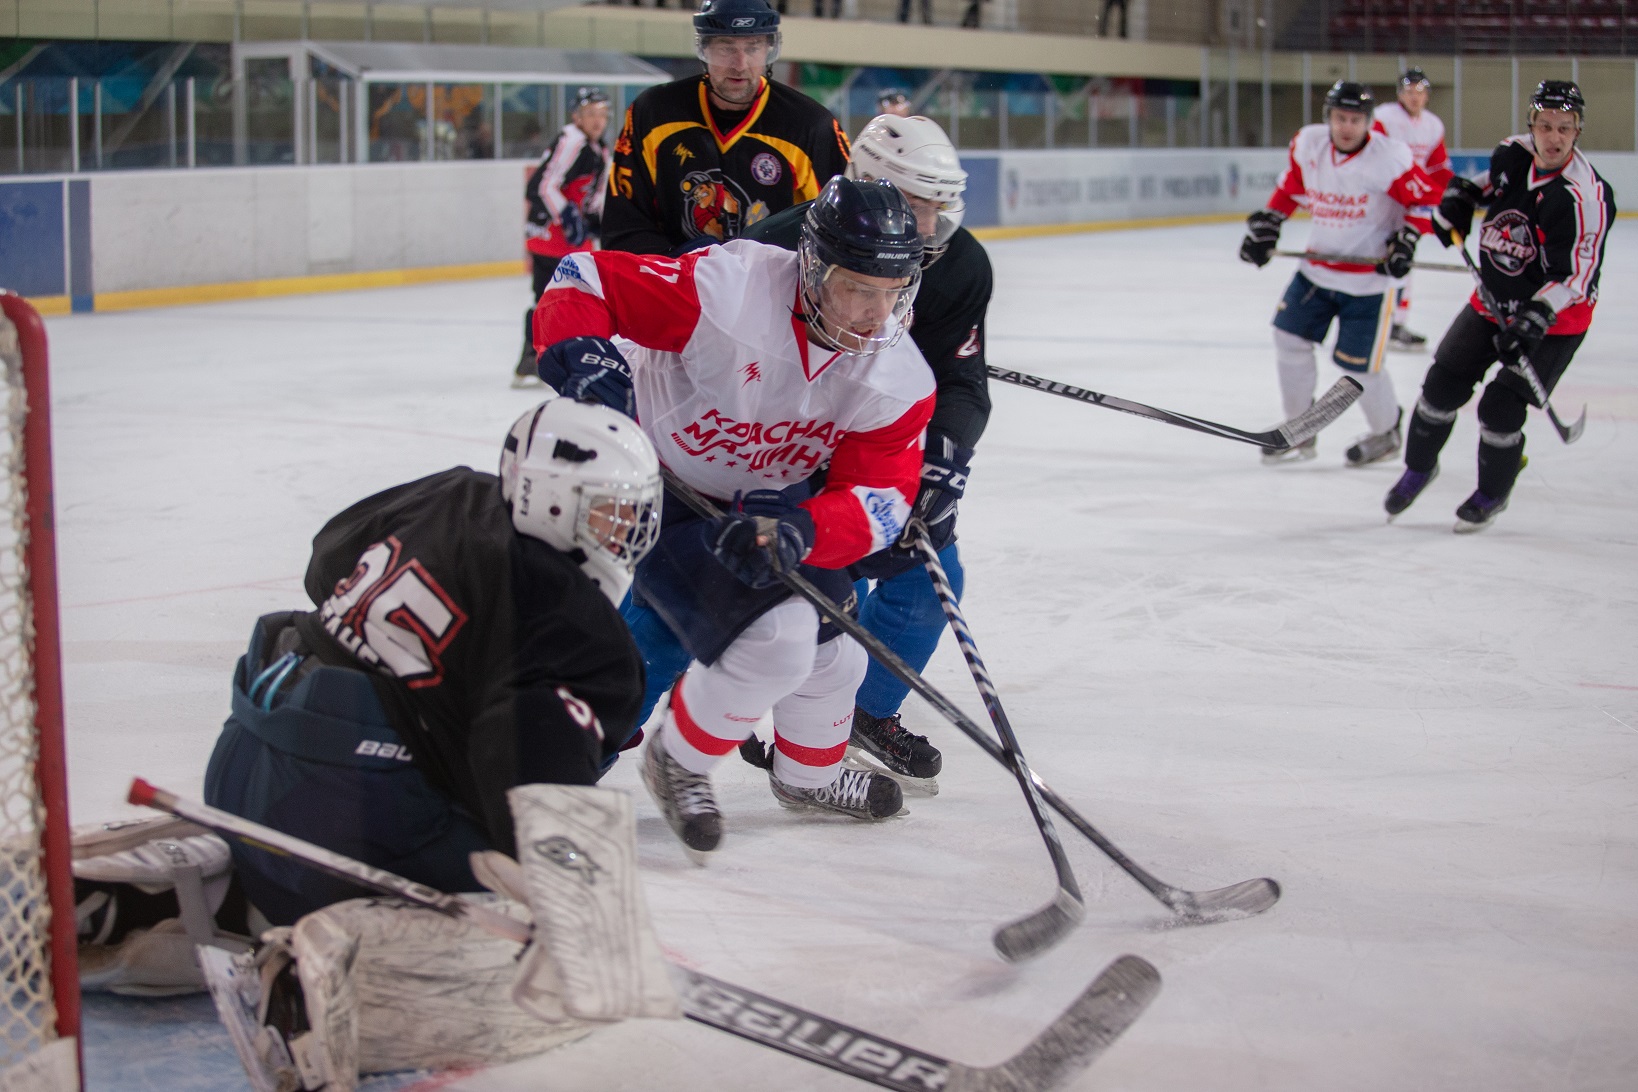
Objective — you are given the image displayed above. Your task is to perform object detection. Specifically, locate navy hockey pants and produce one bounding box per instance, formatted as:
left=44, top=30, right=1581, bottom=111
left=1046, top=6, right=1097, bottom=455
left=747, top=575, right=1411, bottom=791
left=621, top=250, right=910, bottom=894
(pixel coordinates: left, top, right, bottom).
left=623, top=541, right=964, bottom=731
left=204, top=614, right=490, bottom=926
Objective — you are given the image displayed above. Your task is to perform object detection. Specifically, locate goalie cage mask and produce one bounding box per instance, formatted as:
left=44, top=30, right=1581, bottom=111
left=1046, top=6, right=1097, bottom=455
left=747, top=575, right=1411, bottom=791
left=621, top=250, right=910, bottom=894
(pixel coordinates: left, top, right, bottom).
left=501, top=399, right=662, bottom=606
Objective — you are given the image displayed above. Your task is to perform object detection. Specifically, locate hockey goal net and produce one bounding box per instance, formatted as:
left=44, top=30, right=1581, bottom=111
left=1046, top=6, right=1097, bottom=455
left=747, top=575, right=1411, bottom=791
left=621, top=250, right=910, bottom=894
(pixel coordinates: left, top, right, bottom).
left=0, top=292, right=80, bottom=1091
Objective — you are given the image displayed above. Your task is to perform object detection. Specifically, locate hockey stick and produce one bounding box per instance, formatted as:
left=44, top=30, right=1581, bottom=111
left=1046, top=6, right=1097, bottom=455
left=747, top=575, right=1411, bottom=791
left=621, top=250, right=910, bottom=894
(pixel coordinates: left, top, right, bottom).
left=662, top=470, right=1280, bottom=925
left=1273, top=248, right=1466, bottom=272
left=1453, top=234, right=1586, bottom=444
left=909, top=523, right=1084, bottom=961
left=128, top=778, right=1160, bottom=1092
left=985, top=366, right=1362, bottom=452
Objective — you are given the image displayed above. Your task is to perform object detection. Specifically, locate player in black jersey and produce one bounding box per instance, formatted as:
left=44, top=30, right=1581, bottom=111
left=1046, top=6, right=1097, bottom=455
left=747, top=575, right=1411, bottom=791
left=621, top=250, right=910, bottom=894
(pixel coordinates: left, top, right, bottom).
left=202, top=400, right=661, bottom=924
left=1387, top=81, right=1616, bottom=532
left=615, top=114, right=989, bottom=791
left=601, top=0, right=850, bottom=255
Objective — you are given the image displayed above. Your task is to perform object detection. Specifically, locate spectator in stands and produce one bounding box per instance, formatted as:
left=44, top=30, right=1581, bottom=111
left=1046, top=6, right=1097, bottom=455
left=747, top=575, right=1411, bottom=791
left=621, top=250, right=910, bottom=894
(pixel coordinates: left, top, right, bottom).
left=877, top=88, right=912, bottom=118
left=898, top=0, right=932, bottom=23
left=961, top=0, right=984, bottom=29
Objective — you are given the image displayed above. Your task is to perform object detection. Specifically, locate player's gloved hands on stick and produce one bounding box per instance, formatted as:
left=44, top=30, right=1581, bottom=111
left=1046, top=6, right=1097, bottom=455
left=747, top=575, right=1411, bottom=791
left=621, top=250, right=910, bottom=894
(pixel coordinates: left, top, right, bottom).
left=559, top=204, right=588, bottom=247
left=537, top=336, right=636, bottom=418
left=1431, top=177, right=1484, bottom=247
left=1379, top=225, right=1420, bottom=279
left=901, top=432, right=972, bottom=554
left=1238, top=209, right=1286, bottom=267
left=1494, top=299, right=1555, bottom=368
left=710, top=490, right=815, bottom=589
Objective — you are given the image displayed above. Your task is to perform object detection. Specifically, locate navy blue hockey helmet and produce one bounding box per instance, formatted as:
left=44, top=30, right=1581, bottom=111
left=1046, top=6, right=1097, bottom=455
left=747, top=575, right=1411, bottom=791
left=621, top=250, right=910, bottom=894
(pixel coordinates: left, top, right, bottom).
left=802, top=176, right=924, bottom=280
left=1324, top=80, right=1375, bottom=116
left=798, top=177, right=923, bottom=354
left=570, top=86, right=610, bottom=113
left=1530, top=80, right=1585, bottom=121
left=1398, top=67, right=1430, bottom=90
left=694, top=0, right=781, bottom=62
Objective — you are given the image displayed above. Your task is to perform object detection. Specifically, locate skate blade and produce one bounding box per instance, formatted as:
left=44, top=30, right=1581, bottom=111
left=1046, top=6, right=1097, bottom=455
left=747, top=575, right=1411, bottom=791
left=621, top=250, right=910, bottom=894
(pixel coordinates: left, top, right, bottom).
left=510, top=374, right=544, bottom=390
left=843, top=747, right=938, bottom=797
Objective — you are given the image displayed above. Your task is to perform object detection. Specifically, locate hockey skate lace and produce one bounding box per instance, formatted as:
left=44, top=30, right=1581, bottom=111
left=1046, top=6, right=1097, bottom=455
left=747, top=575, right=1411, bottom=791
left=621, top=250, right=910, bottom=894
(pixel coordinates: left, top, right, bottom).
left=871, top=715, right=926, bottom=763
left=818, top=769, right=874, bottom=811
left=675, top=769, right=720, bottom=817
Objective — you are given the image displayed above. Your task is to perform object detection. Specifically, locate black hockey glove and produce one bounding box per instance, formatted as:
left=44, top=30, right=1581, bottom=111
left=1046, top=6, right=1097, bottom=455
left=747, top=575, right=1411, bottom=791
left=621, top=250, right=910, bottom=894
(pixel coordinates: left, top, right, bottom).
left=1494, top=299, right=1555, bottom=368
left=1379, top=225, right=1420, bottom=279
left=537, top=336, right=635, bottom=418
left=559, top=204, right=588, bottom=247
left=1431, top=176, right=1485, bottom=247
left=709, top=490, right=816, bottom=589
left=1238, top=209, right=1286, bottom=267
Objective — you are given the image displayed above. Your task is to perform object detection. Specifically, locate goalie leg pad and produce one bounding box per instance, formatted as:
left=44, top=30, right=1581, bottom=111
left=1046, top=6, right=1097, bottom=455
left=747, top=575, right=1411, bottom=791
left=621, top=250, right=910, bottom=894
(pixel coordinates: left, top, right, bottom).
left=508, top=784, right=682, bottom=1024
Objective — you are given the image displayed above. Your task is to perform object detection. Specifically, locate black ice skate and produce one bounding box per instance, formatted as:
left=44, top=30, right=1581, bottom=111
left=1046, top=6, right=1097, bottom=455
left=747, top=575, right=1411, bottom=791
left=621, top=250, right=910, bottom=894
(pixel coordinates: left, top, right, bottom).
left=641, top=731, right=722, bottom=863
left=1453, top=490, right=1508, bottom=534
left=511, top=346, right=543, bottom=389
left=1260, top=436, right=1316, bottom=465
left=1388, top=324, right=1428, bottom=352
left=1383, top=465, right=1438, bottom=520
left=769, top=766, right=904, bottom=821
left=1346, top=409, right=1403, bottom=467
left=847, top=708, right=941, bottom=796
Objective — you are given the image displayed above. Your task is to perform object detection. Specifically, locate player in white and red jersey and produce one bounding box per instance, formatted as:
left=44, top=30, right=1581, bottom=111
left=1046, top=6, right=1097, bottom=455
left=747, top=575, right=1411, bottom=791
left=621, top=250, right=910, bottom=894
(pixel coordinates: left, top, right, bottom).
left=532, top=176, right=935, bottom=859
left=1239, top=80, right=1441, bottom=467
left=1372, top=68, right=1457, bottom=351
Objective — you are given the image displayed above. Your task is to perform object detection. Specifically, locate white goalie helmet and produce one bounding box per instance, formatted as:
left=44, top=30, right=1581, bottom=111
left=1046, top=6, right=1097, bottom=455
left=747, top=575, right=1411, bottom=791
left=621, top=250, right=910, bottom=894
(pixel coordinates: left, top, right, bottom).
left=499, top=398, right=662, bottom=606
left=845, top=114, right=968, bottom=264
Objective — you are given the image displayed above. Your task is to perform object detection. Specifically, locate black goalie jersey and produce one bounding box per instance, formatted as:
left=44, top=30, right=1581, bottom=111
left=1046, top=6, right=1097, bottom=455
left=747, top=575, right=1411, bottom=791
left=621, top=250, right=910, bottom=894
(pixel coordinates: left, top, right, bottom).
left=1469, top=136, right=1616, bottom=336
left=602, top=74, right=851, bottom=255
left=298, top=467, right=643, bottom=851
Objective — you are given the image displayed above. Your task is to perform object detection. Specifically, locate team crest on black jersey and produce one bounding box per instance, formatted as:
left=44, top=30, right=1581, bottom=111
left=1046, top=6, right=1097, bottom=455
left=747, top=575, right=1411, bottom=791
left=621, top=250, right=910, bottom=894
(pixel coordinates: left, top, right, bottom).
left=1481, top=209, right=1538, bottom=276
left=680, top=169, right=768, bottom=241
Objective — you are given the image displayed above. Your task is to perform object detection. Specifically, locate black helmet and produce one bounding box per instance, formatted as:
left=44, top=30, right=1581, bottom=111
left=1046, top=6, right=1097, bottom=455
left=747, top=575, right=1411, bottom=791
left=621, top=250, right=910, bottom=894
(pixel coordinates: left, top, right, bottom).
left=694, top=0, right=781, bottom=64
left=798, top=177, right=923, bottom=354
left=1399, top=68, right=1430, bottom=90
left=802, top=176, right=923, bottom=280
left=570, top=86, right=610, bottom=113
left=1530, top=80, right=1586, bottom=120
left=1324, top=80, right=1375, bottom=116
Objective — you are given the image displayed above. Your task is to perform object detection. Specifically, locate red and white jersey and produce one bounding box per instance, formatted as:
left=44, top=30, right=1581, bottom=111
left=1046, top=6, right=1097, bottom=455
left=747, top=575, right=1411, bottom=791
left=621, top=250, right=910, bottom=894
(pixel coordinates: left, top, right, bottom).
left=1268, top=124, right=1441, bottom=294
left=533, top=240, right=935, bottom=569
left=1371, top=103, right=1455, bottom=194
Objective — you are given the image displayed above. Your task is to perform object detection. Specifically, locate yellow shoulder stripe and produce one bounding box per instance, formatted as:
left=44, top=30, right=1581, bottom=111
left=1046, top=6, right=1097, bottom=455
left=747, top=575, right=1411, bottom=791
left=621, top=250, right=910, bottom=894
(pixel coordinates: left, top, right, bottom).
left=745, top=133, right=822, bottom=202
left=642, top=121, right=707, bottom=185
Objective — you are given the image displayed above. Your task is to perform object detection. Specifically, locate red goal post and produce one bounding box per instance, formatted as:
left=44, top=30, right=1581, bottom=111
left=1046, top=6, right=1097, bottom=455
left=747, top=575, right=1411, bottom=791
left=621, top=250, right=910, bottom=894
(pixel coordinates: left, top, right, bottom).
left=0, top=291, right=81, bottom=1090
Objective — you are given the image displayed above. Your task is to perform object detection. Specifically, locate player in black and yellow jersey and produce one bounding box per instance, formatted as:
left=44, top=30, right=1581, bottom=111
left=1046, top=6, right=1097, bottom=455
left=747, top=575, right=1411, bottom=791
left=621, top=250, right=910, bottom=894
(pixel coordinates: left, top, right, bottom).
left=601, top=0, right=851, bottom=255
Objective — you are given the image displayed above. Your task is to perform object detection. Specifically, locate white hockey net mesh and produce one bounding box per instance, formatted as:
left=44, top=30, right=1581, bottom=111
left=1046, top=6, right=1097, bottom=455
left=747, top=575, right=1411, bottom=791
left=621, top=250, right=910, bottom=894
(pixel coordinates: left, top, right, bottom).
left=0, top=305, right=64, bottom=1076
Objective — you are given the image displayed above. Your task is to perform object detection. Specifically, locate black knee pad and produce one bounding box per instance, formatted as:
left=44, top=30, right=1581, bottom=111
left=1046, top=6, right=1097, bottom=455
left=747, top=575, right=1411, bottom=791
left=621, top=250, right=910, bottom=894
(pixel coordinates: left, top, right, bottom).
left=1477, top=378, right=1530, bottom=435
left=1420, top=360, right=1475, bottom=413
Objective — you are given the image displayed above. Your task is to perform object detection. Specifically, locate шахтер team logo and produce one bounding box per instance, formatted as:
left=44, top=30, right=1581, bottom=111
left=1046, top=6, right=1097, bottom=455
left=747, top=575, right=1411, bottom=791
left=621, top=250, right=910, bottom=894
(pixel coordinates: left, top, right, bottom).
left=1480, top=208, right=1538, bottom=276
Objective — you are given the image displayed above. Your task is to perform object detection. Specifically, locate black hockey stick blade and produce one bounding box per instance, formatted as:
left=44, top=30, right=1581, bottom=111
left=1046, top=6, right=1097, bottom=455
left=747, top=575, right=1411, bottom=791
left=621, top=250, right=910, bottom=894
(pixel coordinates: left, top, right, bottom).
left=1276, top=375, right=1364, bottom=449
left=1273, top=247, right=1466, bottom=272
left=986, top=365, right=1356, bottom=451
left=672, top=954, right=1160, bottom=1092
left=659, top=473, right=1280, bottom=926
left=912, top=524, right=1085, bottom=963
left=130, top=779, right=1159, bottom=1092
left=1453, top=234, right=1586, bottom=445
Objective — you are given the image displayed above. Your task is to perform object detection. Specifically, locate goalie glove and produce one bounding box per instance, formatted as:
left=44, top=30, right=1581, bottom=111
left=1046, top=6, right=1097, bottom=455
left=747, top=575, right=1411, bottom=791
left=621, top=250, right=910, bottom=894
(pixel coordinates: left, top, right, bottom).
left=1239, top=209, right=1286, bottom=267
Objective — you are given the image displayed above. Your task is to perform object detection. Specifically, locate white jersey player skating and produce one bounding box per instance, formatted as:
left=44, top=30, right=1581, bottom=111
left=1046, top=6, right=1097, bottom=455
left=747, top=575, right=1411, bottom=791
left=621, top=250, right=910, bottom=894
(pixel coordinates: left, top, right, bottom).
left=534, top=175, right=935, bottom=858
left=1239, top=80, right=1440, bottom=468
left=1372, top=68, right=1457, bottom=350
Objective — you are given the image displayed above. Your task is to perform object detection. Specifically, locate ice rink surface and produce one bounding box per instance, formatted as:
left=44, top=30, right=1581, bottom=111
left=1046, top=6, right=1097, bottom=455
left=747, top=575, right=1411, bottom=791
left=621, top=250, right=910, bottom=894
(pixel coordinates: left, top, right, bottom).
left=45, top=219, right=1638, bottom=1091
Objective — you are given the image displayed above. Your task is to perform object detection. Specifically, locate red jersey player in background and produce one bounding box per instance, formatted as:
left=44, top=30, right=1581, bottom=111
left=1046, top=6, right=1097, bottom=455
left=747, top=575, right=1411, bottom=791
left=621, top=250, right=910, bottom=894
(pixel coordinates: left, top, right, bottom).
left=516, top=88, right=612, bottom=385
left=1372, top=68, right=1456, bottom=351
left=1240, top=80, right=1440, bottom=468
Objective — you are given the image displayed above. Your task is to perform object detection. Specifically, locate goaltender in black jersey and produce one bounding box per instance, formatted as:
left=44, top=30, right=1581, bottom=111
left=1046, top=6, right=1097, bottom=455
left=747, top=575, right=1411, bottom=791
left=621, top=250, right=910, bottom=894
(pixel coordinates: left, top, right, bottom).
left=203, top=400, right=661, bottom=924
left=601, top=0, right=851, bottom=254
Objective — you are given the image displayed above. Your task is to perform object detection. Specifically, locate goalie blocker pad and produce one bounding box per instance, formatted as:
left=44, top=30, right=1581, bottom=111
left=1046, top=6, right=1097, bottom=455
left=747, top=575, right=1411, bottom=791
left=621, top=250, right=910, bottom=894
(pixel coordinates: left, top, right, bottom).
left=505, top=783, right=681, bottom=1024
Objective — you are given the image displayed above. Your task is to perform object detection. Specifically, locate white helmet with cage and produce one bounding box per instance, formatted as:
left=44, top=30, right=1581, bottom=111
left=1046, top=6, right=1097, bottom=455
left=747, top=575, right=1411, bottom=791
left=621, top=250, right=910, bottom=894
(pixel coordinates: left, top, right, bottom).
left=499, top=398, right=662, bottom=606
left=845, top=114, right=968, bottom=264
